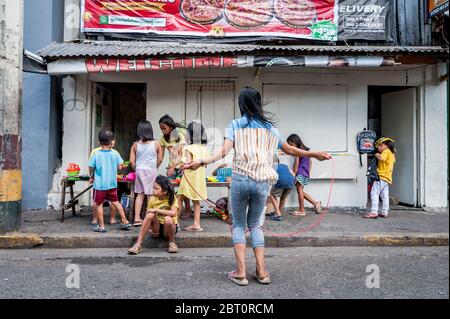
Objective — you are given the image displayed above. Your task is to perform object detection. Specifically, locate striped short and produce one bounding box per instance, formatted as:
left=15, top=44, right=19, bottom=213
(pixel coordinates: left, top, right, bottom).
left=296, top=175, right=310, bottom=186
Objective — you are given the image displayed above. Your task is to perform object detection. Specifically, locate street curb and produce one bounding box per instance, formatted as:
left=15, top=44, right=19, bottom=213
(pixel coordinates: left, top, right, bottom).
left=0, top=233, right=44, bottom=249
left=0, top=232, right=447, bottom=249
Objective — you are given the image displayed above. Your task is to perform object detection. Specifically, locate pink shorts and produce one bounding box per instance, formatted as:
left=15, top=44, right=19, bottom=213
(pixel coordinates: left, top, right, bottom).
left=134, top=168, right=157, bottom=195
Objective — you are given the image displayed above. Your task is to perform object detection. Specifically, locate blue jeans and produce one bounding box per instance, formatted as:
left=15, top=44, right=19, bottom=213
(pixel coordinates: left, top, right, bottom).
left=230, top=174, right=270, bottom=248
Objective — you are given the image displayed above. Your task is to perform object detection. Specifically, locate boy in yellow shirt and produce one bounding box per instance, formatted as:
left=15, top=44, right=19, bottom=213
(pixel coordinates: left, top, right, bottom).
left=364, top=137, right=396, bottom=219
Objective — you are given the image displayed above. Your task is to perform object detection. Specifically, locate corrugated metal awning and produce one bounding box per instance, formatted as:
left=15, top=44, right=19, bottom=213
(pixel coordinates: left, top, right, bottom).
left=37, top=41, right=450, bottom=60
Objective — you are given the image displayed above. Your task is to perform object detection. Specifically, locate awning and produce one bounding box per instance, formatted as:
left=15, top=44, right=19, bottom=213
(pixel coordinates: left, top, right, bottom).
left=28, top=41, right=449, bottom=75
left=37, top=41, right=449, bottom=60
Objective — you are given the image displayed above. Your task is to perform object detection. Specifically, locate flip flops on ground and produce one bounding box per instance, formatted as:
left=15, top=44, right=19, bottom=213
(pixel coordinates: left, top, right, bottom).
left=290, top=211, right=306, bottom=217
left=227, top=271, right=248, bottom=286
left=133, top=221, right=143, bottom=227
left=363, top=213, right=379, bottom=219
left=254, top=272, right=271, bottom=284
left=184, top=225, right=204, bottom=232
left=119, top=223, right=132, bottom=230
left=92, top=225, right=107, bottom=233
left=269, top=215, right=283, bottom=221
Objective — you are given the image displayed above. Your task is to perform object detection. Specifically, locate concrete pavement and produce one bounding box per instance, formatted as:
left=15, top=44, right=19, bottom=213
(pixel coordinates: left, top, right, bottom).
left=0, top=247, right=448, bottom=299
left=0, top=207, right=448, bottom=249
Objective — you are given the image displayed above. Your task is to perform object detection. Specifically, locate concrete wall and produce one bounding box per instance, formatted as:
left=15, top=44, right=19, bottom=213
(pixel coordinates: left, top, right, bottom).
left=48, top=66, right=449, bottom=211
left=22, top=0, right=63, bottom=209
left=0, top=0, right=24, bottom=231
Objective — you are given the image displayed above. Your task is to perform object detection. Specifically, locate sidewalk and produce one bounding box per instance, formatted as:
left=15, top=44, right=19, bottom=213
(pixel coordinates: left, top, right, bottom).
left=0, top=207, right=448, bottom=249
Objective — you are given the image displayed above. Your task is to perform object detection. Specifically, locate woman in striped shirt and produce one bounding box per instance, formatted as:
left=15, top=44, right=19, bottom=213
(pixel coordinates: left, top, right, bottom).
left=185, top=87, right=331, bottom=286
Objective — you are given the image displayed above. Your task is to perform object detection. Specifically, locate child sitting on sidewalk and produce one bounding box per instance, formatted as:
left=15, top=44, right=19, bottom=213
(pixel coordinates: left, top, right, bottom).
left=88, top=129, right=132, bottom=233
left=267, top=156, right=296, bottom=221
left=128, top=175, right=180, bottom=254
left=364, top=137, right=396, bottom=219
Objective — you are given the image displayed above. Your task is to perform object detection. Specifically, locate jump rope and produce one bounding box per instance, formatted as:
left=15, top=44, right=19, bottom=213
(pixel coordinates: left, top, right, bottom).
left=181, top=155, right=337, bottom=238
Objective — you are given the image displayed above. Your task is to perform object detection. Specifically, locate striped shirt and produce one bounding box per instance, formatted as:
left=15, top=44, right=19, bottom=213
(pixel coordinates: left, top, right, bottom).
left=225, top=116, right=284, bottom=183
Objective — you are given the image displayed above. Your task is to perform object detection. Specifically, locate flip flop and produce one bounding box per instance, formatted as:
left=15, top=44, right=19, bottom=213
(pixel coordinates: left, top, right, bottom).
left=378, top=213, right=389, bottom=218
left=269, top=215, right=283, bottom=221
left=227, top=271, right=248, bottom=286
left=315, top=202, right=322, bottom=214
left=290, top=211, right=306, bottom=217
left=133, top=221, right=143, bottom=227
left=92, top=225, right=107, bottom=233
left=119, top=223, right=132, bottom=230
left=184, top=226, right=204, bottom=232
left=266, top=211, right=276, bottom=217
left=363, top=213, right=378, bottom=219
left=254, top=273, right=271, bottom=285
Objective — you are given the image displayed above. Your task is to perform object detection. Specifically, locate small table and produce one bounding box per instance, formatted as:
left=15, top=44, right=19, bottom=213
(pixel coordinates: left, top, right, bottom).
left=60, top=176, right=135, bottom=223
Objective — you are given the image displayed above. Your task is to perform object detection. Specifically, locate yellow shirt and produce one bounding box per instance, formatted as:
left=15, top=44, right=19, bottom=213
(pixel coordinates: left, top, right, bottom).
left=377, top=149, right=396, bottom=184
left=159, top=128, right=187, bottom=169
left=147, top=196, right=179, bottom=225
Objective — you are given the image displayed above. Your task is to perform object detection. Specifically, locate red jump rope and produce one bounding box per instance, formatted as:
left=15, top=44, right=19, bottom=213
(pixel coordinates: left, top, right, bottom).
left=181, top=157, right=336, bottom=238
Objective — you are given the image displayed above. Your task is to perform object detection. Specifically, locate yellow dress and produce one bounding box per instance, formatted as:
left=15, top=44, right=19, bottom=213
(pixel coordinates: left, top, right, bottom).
left=177, top=144, right=209, bottom=200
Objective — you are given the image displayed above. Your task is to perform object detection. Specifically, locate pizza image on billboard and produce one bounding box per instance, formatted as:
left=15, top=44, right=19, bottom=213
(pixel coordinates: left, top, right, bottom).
left=180, top=0, right=226, bottom=24
left=274, top=0, right=317, bottom=28
left=224, top=0, right=274, bottom=29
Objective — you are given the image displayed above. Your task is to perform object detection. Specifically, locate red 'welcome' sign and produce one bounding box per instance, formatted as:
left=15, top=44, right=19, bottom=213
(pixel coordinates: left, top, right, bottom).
left=81, top=0, right=338, bottom=40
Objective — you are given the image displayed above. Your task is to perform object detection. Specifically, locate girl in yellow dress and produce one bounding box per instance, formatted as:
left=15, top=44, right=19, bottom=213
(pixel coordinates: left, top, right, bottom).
left=177, top=121, right=210, bottom=232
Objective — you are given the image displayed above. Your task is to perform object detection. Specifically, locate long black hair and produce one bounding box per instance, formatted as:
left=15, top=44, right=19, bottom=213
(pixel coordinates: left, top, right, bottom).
left=187, top=121, right=208, bottom=145
left=155, top=175, right=176, bottom=206
left=159, top=114, right=185, bottom=142
left=238, top=87, right=275, bottom=127
left=287, top=134, right=310, bottom=151
left=137, top=121, right=154, bottom=142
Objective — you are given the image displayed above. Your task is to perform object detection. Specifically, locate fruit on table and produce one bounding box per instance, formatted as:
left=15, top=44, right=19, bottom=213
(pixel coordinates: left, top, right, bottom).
left=66, top=163, right=80, bottom=177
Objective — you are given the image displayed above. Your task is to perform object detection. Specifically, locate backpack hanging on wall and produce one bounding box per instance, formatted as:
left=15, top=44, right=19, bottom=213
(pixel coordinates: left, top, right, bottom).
left=356, top=129, right=377, bottom=167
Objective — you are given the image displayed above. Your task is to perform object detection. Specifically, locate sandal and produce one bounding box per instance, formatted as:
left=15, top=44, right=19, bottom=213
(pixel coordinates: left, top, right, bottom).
left=133, top=221, right=143, bottom=227
left=269, top=215, right=283, bottom=221
left=363, top=213, right=379, bottom=219
left=168, top=242, right=179, bottom=253
left=119, top=223, right=132, bottom=230
left=184, top=226, right=204, bottom=232
left=315, top=202, right=322, bottom=214
left=290, top=211, right=306, bottom=217
left=227, top=271, right=248, bottom=286
left=128, top=244, right=143, bottom=255
left=92, top=225, right=107, bottom=233
left=255, top=272, right=271, bottom=285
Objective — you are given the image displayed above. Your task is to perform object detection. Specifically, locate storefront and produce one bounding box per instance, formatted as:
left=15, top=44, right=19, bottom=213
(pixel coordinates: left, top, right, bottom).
left=35, top=41, right=448, bottom=211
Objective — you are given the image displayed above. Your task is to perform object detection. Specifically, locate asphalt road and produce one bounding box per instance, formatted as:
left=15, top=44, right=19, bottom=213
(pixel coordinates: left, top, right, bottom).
left=0, top=247, right=448, bottom=299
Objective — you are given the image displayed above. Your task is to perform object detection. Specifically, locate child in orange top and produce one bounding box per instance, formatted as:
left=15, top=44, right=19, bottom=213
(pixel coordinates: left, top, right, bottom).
left=364, top=137, right=396, bottom=219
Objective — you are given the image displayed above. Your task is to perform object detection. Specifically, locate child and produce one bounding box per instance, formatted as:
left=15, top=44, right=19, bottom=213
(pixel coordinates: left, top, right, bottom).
left=89, top=138, right=119, bottom=226
left=267, top=156, right=296, bottom=221
left=128, top=175, right=180, bottom=254
left=364, top=137, right=396, bottom=219
left=158, top=115, right=191, bottom=217
left=129, top=121, right=163, bottom=227
left=177, top=121, right=210, bottom=232
left=88, top=129, right=132, bottom=232
left=287, top=134, right=322, bottom=216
